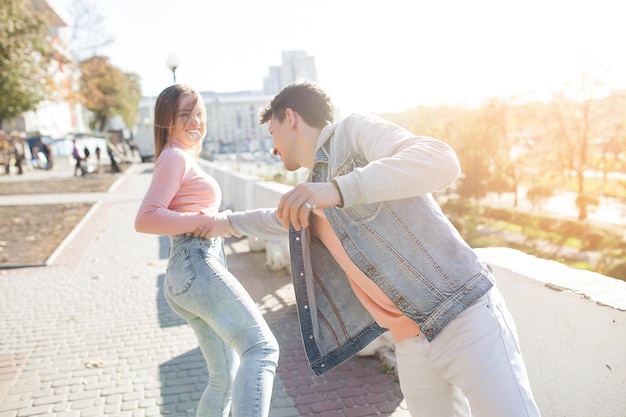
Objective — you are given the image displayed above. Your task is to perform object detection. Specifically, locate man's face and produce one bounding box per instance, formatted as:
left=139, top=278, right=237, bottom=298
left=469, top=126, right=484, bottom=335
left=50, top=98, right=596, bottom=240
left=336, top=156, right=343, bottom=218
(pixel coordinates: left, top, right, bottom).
left=268, top=113, right=300, bottom=171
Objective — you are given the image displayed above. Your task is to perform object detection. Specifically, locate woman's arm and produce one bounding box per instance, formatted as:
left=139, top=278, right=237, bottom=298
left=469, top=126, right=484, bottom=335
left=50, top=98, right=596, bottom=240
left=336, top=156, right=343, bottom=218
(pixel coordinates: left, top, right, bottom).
left=135, top=151, right=214, bottom=235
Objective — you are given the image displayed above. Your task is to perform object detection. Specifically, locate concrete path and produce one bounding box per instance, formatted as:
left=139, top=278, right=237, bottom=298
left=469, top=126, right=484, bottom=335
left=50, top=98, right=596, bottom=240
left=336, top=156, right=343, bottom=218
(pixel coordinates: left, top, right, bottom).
left=0, top=162, right=408, bottom=417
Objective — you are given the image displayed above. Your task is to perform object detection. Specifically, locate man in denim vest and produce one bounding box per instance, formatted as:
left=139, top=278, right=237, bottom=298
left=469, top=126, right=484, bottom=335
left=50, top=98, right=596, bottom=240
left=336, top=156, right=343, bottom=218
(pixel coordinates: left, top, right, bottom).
left=209, top=81, right=541, bottom=417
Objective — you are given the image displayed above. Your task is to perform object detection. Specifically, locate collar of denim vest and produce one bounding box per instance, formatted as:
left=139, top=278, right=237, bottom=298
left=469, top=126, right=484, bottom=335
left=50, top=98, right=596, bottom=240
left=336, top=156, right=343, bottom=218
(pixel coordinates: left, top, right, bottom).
left=315, top=122, right=336, bottom=154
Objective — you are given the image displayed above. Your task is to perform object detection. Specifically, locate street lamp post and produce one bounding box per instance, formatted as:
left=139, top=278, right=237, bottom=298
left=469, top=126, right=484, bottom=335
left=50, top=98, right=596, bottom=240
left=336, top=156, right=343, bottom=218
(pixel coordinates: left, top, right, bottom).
left=166, top=53, right=180, bottom=84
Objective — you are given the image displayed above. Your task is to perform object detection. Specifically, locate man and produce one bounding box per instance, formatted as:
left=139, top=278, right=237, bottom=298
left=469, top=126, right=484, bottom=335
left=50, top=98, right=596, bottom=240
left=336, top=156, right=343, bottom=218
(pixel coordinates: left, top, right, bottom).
left=207, top=81, right=541, bottom=417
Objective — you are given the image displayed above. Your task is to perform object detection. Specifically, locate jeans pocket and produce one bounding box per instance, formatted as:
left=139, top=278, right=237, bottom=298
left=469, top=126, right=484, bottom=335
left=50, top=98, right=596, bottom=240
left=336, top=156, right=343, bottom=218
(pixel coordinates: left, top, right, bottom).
left=166, top=247, right=197, bottom=296
left=493, top=300, right=522, bottom=355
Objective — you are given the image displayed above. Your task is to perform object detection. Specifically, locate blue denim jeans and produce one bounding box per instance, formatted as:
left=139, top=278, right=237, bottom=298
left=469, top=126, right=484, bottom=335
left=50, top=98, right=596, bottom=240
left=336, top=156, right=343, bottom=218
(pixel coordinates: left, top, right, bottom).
left=165, top=235, right=279, bottom=417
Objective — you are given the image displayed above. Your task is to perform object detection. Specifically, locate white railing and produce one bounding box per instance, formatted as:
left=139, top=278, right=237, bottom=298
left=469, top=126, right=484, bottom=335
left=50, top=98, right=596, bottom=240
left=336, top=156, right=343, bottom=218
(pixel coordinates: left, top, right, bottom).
left=200, top=159, right=626, bottom=417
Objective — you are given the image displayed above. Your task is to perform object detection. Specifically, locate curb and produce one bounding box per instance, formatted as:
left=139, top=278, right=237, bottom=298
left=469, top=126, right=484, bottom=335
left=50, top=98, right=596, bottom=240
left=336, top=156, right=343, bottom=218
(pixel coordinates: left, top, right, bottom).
left=44, top=200, right=102, bottom=267
left=0, top=165, right=133, bottom=270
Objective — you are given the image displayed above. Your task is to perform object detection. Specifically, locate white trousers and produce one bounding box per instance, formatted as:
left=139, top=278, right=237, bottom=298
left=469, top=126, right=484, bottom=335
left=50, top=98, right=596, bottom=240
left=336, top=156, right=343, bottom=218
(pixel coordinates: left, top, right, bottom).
left=394, top=287, right=541, bottom=417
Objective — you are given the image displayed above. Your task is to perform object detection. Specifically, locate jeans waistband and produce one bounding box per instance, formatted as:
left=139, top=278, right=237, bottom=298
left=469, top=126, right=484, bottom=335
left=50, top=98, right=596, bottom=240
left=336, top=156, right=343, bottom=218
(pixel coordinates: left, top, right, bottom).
left=169, top=234, right=221, bottom=250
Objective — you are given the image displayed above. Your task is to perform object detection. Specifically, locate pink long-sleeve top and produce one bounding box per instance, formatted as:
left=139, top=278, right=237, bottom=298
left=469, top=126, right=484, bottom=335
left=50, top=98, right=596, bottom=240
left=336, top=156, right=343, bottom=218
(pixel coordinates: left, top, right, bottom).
left=135, top=145, right=221, bottom=236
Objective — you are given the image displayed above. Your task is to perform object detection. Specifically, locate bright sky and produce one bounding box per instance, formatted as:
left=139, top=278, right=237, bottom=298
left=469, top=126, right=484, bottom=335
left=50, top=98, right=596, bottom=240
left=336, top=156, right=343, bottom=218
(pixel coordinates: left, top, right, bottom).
left=59, top=0, right=625, bottom=115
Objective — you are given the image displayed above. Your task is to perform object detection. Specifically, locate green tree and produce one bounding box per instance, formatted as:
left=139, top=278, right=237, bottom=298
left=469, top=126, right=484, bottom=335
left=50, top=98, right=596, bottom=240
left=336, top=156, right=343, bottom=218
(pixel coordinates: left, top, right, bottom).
left=549, top=72, right=608, bottom=219
left=456, top=153, right=490, bottom=201
left=79, top=56, right=141, bottom=131
left=526, top=185, right=554, bottom=213
left=574, top=193, right=599, bottom=221
left=594, top=90, right=626, bottom=184
left=115, top=71, right=142, bottom=129
left=0, top=0, right=52, bottom=126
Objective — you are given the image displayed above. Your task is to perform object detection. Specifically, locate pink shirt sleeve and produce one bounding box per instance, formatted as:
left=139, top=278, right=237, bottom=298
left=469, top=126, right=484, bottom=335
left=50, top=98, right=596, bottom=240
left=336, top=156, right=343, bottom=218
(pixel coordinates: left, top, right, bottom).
left=135, top=147, right=221, bottom=236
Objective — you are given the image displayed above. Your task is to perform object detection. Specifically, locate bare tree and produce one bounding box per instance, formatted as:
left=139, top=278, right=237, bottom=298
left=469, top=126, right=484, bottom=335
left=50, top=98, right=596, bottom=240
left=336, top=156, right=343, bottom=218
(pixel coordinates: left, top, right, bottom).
left=66, top=0, right=113, bottom=60
left=595, top=90, right=626, bottom=187
left=549, top=72, right=607, bottom=220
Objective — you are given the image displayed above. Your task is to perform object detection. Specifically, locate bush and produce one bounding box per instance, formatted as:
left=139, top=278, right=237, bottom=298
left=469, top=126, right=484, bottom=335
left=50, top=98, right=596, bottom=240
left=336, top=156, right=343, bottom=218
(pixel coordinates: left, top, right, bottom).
left=442, top=198, right=624, bottom=278
left=606, top=262, right=626, bottom=281
left=581, top=231, right=605, bottom=251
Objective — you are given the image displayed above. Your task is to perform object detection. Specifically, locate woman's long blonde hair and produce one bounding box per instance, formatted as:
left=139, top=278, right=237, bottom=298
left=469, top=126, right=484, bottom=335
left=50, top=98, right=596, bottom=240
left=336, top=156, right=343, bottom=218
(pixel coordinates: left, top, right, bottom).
left=153, top=84, right=201, bottom=159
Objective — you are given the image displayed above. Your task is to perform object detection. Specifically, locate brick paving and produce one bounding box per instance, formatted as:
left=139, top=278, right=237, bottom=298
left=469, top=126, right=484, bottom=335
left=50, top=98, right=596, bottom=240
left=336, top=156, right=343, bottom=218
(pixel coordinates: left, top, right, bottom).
left=0, top=162, right=409, bottom=417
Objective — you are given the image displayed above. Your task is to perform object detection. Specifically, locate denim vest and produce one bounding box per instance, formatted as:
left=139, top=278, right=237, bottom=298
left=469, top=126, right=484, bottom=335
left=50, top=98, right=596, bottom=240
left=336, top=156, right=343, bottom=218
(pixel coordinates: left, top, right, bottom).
left=289, top=118, right=494, bottom=375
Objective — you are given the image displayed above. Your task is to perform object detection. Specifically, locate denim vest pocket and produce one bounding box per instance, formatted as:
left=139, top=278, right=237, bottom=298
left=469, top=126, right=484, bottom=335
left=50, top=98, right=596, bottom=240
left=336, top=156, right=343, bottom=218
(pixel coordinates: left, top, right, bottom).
left=166, top=247, right=198, bottom=296
left=343, top=202, right=382, bottom=223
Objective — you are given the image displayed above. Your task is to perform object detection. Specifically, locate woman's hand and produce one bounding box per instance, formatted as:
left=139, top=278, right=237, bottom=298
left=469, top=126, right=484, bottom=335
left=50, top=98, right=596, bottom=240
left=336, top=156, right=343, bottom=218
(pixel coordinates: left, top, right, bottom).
left=277, top=182, right=341, bottom=230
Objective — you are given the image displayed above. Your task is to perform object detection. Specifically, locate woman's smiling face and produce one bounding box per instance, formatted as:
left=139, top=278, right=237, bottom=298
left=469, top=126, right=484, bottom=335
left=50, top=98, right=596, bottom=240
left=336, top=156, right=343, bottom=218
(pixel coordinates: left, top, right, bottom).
left=170, top=94, right=206, bottom=146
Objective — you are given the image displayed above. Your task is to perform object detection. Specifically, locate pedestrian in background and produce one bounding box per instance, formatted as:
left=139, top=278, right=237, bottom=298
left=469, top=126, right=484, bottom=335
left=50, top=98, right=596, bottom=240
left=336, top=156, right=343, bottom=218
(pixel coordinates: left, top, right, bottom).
left=206, top=81, right=541, bottom=417
left=10, top=132, right=25, bottom=175
left=106, top=143, right=121, bottom=173
left=0, top=131, right=9, bottom=174
left=135, top=84, right=279, bottom=417
left=72, top=139, right=85, bottom=176
left=43, top=140, right=54, bottom=170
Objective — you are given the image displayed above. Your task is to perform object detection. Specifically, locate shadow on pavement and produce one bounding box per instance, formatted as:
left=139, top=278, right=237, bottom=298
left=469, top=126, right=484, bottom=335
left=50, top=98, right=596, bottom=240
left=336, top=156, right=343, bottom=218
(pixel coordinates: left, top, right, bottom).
left=156, top=274, right=187, bottom=329
left=159, top=235, right=169, bottom=259
left=155, top=236, right=405, bottom=416
left=159, top=348, right=207, bottom=416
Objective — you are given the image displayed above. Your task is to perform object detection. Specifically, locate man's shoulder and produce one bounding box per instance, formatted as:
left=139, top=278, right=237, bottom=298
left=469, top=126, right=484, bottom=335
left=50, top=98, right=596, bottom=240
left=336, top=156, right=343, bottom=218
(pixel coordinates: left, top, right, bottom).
left=341, top=112, right=386, bottom=126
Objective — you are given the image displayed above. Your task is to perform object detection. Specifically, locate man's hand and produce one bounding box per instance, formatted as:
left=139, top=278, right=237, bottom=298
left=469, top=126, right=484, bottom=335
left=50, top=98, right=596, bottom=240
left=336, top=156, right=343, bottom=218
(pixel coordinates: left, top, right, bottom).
left=189, top=213, right=217, bottom=239
left=189, top=210, right=240, bottom=239
left=277, top=182, right=341, bottom=230
left=209, top=210, right=242, bottom=238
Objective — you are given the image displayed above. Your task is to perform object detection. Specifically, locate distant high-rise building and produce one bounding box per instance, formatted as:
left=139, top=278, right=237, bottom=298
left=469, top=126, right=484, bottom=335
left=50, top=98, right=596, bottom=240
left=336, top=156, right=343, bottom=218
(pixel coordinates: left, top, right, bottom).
left=263, top=50, right=317, bottom=94
left=263, top=66, right=282, bottom=96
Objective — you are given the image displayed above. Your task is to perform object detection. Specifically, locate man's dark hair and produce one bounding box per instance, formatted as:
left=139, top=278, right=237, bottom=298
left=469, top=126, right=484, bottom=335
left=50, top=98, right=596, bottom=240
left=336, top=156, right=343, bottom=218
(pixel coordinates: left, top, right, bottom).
left=260, top=80, right=335, bottom=128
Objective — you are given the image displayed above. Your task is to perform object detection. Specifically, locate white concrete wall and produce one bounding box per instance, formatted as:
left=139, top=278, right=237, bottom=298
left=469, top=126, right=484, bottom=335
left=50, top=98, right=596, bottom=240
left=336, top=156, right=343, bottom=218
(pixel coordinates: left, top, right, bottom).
left=477, top=248, right=626, bottom=417
left=202, top=160, right=626, bottom=417
left=202, top=162, right=291, bottom=211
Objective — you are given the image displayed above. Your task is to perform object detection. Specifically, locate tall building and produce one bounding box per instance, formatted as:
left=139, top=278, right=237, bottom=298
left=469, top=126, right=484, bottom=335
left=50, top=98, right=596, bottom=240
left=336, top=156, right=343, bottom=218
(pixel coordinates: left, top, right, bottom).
left=201, top=91, right=275, bottom=155
left=263, top=50, right=317, bottom=94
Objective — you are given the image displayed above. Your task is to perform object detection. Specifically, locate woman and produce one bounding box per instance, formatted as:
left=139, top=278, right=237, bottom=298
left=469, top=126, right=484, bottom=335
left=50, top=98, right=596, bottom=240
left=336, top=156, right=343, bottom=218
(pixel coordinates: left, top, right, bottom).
left=135, top=84, right=279, bottom=417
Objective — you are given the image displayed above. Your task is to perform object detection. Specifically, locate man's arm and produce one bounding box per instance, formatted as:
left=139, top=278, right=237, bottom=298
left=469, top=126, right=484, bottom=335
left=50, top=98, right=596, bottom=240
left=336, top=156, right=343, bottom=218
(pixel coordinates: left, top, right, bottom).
left=208, top=208, right=287, bottom=239
left=336, top=113, right=460, bottom=207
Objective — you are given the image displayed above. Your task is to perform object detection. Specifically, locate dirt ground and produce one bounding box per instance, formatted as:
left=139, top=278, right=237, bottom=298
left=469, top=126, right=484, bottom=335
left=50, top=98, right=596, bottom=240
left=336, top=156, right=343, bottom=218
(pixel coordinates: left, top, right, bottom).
left=0, top=176, right=119, bottom=268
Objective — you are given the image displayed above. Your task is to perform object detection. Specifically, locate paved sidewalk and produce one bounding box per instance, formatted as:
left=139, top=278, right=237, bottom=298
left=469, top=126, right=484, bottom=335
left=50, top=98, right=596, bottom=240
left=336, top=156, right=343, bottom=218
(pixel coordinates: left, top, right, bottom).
left=0, top=163, right=408, bottom=417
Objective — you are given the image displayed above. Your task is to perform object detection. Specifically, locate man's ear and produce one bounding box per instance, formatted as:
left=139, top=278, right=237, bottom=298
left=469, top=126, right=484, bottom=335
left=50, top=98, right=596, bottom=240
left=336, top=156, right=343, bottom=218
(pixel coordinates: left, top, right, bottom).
left=285, top=108, right=297, bottom=128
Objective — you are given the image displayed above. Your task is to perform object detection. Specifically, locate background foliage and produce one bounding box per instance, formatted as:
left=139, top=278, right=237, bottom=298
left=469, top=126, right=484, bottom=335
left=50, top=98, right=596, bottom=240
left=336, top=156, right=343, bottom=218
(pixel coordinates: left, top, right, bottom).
left=0, top=0, right=142, bottom=132
left=384, top=87, right=626, bottom=220
left=79, top=56, right=141, bottom=131
left=0, top=0, right=52, bottom=126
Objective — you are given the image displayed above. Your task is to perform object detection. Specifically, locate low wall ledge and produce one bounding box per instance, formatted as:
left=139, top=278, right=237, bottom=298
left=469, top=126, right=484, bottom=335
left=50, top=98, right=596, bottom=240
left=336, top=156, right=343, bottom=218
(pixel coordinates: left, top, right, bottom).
left=475, top=247, right=626, bottom=311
